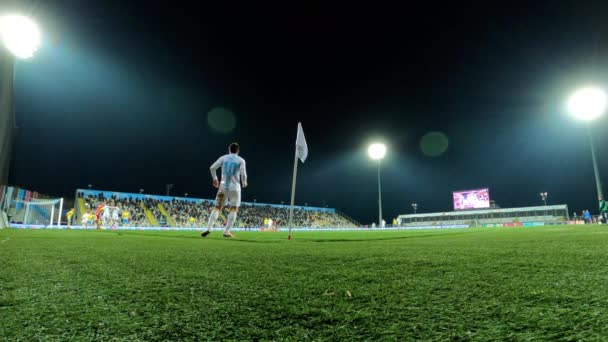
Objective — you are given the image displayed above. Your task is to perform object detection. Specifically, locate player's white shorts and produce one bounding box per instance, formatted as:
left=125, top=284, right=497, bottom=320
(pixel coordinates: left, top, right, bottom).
left=112, top=214, right=119, bottom=221
left=215, top=187, right=241, bottom=208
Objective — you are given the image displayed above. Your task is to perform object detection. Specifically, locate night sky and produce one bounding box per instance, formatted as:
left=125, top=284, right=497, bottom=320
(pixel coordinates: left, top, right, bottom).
left=7, top=1, right=608, bottom=223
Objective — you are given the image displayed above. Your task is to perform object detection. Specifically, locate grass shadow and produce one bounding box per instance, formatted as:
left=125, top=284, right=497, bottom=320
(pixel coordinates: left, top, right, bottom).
left=299, top=231, right=484, bottom=243
left=101, top=229, right=490, bottom=244
left=230, top=230, right=488, bottom=244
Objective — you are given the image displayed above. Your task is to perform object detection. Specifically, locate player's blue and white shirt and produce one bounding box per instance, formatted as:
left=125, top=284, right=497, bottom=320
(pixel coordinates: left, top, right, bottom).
left=210, top=154, right=247, bottom=192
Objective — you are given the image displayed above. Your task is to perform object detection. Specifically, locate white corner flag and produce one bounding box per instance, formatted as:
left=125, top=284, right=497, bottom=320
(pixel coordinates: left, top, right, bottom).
left=288, top=122, right=308, bottom=240
left=296, top=122, right=308, bottom=163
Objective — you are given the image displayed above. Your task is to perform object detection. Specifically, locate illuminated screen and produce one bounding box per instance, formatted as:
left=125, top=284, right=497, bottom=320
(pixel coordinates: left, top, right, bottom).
left=453, top=189, right=490, bottom=210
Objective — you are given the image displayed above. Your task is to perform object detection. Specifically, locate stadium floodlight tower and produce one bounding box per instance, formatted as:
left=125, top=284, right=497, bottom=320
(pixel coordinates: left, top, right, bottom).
left=412, top=202, right=418, bottom=214
left=368, top=143, right=386, bottom=227
left=540, top=192, right=548, bottom=206
left=0, top=14, right=40, bottom=228
left=567, top=87, right=607, bottom=200
left=540, top=192, right=548, bottom=216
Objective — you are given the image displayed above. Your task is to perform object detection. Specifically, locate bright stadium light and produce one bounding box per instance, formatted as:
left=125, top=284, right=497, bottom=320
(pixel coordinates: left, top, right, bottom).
left=0, top=14, right=41, bottom=59
left=566, top=87, right=606, bottom=200
left=567, top=87, right=607, bottom=121
left=540, top=192, right=548, bottom=205
left=368, top=143, right=387, bottom=227
left=368, top=143, right=386, bottom=160
left=540, top=192, right=548, bottom=216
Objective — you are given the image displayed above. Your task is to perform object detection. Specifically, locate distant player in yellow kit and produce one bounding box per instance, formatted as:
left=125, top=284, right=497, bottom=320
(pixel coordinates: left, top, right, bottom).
left=122, top=210, right=130, bottom=226
left=66, top=208, right=75, bottom=228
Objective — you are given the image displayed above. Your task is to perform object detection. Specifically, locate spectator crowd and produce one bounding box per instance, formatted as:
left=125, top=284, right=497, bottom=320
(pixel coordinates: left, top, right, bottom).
left=79, top=192, right=147, bottom=227
left=76, top=192, right=357, bottom=229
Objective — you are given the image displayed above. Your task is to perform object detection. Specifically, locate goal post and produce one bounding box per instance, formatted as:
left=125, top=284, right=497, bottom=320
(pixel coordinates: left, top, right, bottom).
left=8, top=198, right=64, bottom=228
left=0, top=210, right=7, bottom=228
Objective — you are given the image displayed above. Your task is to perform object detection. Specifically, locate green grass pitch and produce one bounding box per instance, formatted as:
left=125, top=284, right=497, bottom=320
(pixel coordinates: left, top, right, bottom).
left=2, top=226, right=608, bottom=340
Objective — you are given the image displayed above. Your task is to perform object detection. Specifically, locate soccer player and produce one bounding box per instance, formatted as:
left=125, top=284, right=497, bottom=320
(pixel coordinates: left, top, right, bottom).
left=584, top=210, right=592, bottom=224
left=66, top=208, right=75, bottom=228
left=102, top=204, right=112, bottom=228
left=95, top=203, right=106, bottom=229
left=111, top=206, right=120, bottom=229
left=600, top=197, right=607, bottom=224
left=122, top=210, right=130, bottom=226
left=202, top=143, right=247, bottom=238
left=82, top=211, right=89, bottom=227
left=87, top=211, right=95, bottom=227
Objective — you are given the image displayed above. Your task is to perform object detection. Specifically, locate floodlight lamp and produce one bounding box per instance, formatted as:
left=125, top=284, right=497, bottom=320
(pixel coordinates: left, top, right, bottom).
left=0, top=14, right=41, bottom=59
left=368, top=143, right=386, bottom=160
left=567, top=87, right=607, bottom=121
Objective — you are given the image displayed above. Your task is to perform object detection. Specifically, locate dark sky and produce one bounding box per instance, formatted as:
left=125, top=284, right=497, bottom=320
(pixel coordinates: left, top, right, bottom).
left=7, top=0, right=608, bottom=223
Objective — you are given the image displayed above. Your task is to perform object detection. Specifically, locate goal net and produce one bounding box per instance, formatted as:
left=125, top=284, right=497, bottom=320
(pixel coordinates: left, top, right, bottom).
left=7, top=198, right=64, bottom=227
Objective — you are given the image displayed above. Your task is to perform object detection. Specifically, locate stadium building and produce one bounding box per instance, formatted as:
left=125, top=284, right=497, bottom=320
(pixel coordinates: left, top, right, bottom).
left=398, top=188, right=570, bottom=228
left=398, top=205, right=570, bottom=228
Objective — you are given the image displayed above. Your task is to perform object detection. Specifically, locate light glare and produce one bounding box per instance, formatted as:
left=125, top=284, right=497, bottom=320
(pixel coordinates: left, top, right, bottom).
left=368, top=143, right=386, bottom=160
left=567, top=87, right=607, bottom=121
left=0, top=14, right=41, bottom=59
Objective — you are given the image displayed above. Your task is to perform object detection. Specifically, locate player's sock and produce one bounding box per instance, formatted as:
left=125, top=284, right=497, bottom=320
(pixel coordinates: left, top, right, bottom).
left=206, top=209, right=219, bottom=231
left=225, top=211, right=237, bottom=234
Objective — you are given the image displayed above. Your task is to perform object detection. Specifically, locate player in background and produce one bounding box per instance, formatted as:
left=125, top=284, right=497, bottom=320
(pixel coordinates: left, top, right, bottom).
left=66, top=208, right=75, bottom=229
left=202, top=142, right=247, bottom=238
left=102, top=203, right=112, bottom=229
left=111, top=206, right=120, bottom=229
left=95, top=203, right=106, bottom=229
left=584, top=210, right=592, bottom=224
left=87, top=211, right=95, bottom=227
left=600, top=197, right=607, bottom=224
left=122, top=210, right=130, bottom=226
left=82, top=211, right=90, bottom=228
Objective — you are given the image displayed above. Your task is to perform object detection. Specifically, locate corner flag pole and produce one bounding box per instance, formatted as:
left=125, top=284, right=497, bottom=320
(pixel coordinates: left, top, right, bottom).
left=288, top=122, right=308, bottom=240
left=287, top=149, right=298, bottom=240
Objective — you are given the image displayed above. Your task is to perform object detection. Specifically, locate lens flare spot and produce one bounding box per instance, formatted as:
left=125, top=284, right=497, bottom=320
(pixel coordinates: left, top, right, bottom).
left=207, top=107, right=236, bottom=133
left=420, top=131, right=449, bottom=157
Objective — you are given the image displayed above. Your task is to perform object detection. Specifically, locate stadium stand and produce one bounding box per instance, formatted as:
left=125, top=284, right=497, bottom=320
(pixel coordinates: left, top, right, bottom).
left=76, top=189, right=358, bottom=229
left=397, top=205, right=569, bottom=228
left=237, top=204, right=355, bottom=228
left=78, top=192, right=149, bottom=227
left=157, top=203, right=177, bottom=226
